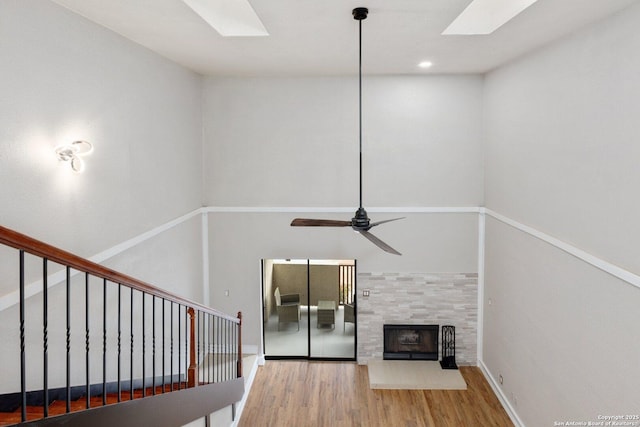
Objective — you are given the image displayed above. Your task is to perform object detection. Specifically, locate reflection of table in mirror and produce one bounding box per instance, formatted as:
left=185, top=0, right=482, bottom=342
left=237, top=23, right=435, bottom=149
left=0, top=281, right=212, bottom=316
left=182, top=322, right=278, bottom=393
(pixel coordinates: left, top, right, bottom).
left=317, top=300, right=336, bottom=328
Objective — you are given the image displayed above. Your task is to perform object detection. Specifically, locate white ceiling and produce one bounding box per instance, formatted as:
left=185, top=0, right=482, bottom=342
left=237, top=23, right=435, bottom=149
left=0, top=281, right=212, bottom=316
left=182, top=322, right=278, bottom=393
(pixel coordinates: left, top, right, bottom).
left=51, top=0, right=638, bottom=76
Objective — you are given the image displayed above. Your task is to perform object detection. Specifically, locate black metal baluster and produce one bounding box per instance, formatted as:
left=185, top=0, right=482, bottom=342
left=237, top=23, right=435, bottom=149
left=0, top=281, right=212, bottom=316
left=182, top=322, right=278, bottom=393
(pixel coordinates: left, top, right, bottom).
left=203, top=312, right=207, bottom=382
left=224, top=319, right=228, bottom=381
left=197, top=311, right=201, bottom=385
left=203, top=314, right=206, bottom=384
left=117, top=284, right=122, bottom=402
left=184, top=307, right=188, bottom=387
left=103, top=279, right=107, bottom=406
left=226, top=319, right=229, bottom=381
left=19, top=251, right=26, bottom=422
left=220, top=318, right=224, bottom=382
left=170, top=302, right=174, bottom=392
left=152, top=295, right=156, bottom=395
left=209, top=315, right=212, bottom=384
left=142, top=292, right=146, bottom=398
left=224, top=319, right=231, bottom=381
left=207, top=314, right=216, bottom=383
left=204, top=314, right=207, bottom=384
left=224, top=318, right=227, bottom=382
left=211, top=315, right=219, bottom=383
left=203, top=312, right=206, bottom=383
left=236, top=320, right=239, bottom=377
left=162, top=298, right=166, bottom=393
left=206, top=314, right=210, bottom=384
left=216, top=317, right=220, bottom=383
left=43, top=258, right=49, bottom=417
left=211, top=316, right=220, bottom=383
left=231, top=320, right=234, bottom=378
left=130, top=288, right=134, bottom=401
left=66, top=266, right=71, bottom=413
left=178, top=305, right=181, bottom=390
left=85, top=273, right=90, bottom=409
left=231, top=323, right=240, bottom=378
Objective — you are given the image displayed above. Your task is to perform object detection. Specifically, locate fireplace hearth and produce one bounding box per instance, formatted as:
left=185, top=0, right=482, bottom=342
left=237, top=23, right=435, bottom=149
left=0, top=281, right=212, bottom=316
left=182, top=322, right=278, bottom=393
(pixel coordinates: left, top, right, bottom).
left=383, top=324, right=439, bottom=360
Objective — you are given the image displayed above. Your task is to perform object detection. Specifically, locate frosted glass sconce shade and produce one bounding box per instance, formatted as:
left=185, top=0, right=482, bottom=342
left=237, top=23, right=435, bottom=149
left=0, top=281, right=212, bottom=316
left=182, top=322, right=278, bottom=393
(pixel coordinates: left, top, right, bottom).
left=55, top=140, right=93, bottom=173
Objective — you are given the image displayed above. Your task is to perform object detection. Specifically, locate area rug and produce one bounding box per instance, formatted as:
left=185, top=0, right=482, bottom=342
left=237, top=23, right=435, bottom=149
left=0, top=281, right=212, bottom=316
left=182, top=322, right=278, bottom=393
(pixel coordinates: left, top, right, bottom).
left=367, top=360, right=467, bottom=390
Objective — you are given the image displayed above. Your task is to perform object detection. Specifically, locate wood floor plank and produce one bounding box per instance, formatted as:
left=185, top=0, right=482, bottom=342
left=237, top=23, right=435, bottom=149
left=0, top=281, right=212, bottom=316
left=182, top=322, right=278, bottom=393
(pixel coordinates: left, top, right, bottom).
left=238, top=361, right=514, bottom=427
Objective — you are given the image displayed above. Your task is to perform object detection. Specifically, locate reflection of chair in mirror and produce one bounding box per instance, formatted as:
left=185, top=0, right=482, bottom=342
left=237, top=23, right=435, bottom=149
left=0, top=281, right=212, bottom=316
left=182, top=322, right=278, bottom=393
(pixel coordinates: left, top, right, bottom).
left=343, top=302, right=355, bottom=332
left=274, top=287, right=300, bottom=331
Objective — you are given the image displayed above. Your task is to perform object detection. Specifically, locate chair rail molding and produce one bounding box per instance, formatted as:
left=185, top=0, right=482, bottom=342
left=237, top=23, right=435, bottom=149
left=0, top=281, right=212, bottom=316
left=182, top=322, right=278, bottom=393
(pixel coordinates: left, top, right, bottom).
left=483, top=208, right=640, bottom=290
left=4, top=205, right=636, bottom=311
left=0, top=208, right=206, bottom=312
left=205, top=206, right=481, bottom=213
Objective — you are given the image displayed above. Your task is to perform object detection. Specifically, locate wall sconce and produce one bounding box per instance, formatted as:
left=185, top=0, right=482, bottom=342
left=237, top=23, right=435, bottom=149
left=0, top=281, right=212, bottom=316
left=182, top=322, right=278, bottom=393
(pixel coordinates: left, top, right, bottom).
left=55, top=140, right=93, bottom=172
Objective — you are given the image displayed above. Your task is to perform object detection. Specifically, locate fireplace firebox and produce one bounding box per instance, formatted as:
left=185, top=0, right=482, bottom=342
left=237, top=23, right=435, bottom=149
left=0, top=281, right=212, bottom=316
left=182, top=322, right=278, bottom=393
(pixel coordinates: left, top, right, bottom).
left=383, top=324, right=439, bottom=360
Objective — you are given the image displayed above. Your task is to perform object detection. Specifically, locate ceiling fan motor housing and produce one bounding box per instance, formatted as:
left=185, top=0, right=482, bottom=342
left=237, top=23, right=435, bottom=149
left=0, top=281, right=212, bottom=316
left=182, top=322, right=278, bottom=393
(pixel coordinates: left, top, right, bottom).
left=352, top=7, right=368, bottom=21
left=352, top=207, right=370, bottom=229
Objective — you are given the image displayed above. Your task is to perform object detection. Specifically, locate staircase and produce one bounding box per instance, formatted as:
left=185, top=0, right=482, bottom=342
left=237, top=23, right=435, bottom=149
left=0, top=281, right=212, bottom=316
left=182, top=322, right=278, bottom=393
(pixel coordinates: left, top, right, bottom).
left=0, top=225, right=244, bottom=427
left=0, top=383, right=186, bottom=426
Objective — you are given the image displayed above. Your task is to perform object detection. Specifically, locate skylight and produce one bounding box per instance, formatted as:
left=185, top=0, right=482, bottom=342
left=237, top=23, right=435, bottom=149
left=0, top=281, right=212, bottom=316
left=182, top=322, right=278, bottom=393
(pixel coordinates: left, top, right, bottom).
left=182, top=0, right=268, bottom=37
left=442, top=0, right=540, bottom=35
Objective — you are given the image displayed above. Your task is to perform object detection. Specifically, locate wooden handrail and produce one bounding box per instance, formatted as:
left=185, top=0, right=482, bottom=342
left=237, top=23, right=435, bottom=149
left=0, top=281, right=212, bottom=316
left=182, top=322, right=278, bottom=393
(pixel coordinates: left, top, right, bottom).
left=1, top=224, right=244, bottom=425
left=0, top=225, right=238, bottom=323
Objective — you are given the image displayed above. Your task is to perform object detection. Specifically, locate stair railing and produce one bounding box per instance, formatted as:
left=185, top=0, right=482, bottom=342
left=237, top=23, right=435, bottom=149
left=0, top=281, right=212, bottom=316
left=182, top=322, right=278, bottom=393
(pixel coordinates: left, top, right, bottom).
left=0, top=225, right=242, bottom=424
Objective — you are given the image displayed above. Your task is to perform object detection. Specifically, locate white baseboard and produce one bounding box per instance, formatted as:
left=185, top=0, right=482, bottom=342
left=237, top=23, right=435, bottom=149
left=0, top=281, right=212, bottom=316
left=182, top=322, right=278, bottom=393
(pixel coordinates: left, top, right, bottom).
left=231, top=354, right=260, bottom=427
left=478, top=359, right=526, bottom=427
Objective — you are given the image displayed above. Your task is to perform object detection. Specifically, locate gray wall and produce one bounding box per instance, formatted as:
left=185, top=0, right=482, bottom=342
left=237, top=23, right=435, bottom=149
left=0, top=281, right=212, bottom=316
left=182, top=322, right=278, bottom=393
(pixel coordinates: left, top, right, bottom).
left=0, top=0, right=204, bottom=296
left=202, top=76, right=484, bottom=207
left=483, top=3, right=640, bottom=424
left=5, top=1, right=639, bottom=424
left=0, top=1, right=204, bottom=392
left=202, top=76, right=484, bottom=347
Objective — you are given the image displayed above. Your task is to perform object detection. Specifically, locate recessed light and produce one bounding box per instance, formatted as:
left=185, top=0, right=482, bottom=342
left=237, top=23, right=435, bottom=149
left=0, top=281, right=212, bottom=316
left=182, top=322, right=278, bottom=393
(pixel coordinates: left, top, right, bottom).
left=443, top=0, right=540, bottom=35
left=418, top=61, right=433, bottom=69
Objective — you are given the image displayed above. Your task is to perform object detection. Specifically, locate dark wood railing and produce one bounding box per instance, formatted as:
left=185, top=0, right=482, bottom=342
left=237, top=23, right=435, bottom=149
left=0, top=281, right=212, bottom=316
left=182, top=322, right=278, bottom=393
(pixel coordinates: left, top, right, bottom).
left=0, top=225, right=242, bottom=425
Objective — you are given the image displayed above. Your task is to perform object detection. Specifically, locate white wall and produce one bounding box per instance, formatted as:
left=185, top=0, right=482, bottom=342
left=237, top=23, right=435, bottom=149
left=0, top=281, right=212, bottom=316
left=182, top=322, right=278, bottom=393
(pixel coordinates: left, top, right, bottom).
left=203, top=75, right=484, bottom=347
left=0, top=0, right=205, bottom=393
left=483, top=3, right=640, bottom=425
left=203, top=76, right=484, bottom=207
left=0, top=0, right=203, bottom=263
left=208, top=211, right=479, bottom=346
left=10, top=2, right=640, bottom=423
left=484, top=4, right=640, bottom=275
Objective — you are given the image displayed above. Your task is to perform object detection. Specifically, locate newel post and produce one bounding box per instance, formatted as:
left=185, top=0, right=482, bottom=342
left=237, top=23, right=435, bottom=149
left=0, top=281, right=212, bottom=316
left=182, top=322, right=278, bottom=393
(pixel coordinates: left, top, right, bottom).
left=237, top=311, right=243, bottom=378
left=187, top=308, right=198, bottom=388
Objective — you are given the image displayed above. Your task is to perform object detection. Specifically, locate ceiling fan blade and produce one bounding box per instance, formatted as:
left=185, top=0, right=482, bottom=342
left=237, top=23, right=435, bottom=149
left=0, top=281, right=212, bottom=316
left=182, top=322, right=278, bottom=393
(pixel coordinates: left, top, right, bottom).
left=368, top=217, right=405, bottom=228
left=357, top=230, right=402, bottom=255
left=291, top=218, right=352, bottom=227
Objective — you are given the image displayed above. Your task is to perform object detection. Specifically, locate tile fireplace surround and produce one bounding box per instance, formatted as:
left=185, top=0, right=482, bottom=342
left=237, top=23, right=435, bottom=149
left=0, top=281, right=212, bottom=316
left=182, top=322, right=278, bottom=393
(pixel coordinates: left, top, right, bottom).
left=357, top=272, right=477, bottom=365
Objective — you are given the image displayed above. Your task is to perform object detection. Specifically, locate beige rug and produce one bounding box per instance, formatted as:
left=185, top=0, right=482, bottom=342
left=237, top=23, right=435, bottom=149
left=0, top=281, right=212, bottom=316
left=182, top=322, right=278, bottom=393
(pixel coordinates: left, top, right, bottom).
left=367, top=360, right=467, bottom=390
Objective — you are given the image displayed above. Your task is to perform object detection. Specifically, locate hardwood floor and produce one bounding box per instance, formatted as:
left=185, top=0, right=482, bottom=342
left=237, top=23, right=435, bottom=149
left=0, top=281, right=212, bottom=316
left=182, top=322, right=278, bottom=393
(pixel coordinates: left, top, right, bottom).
left=238, top=361, right=514, bottom=427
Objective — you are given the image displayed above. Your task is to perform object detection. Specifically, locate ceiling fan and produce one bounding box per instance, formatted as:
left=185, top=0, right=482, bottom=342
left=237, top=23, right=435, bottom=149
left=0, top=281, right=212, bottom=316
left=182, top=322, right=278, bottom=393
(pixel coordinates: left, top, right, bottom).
left=291, top=7, right=404, bottom=255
